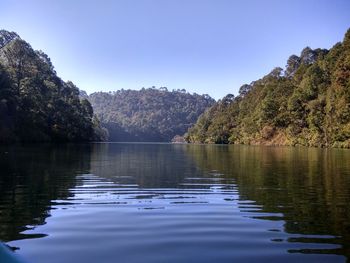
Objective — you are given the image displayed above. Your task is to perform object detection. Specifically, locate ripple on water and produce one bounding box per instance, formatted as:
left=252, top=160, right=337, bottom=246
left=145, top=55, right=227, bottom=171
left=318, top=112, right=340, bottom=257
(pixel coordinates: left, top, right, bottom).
left=6, top=172, right=343, bottom=263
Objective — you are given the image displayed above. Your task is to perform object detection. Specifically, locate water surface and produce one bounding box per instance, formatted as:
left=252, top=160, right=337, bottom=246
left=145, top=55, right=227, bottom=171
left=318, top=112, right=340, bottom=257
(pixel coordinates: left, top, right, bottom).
left=0, top=143, right=350, bottom=262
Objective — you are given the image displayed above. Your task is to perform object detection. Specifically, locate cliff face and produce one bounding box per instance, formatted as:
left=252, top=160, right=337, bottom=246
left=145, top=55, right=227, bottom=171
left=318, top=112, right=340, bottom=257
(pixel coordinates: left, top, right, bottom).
left=186, top=29, right=350, bottom=148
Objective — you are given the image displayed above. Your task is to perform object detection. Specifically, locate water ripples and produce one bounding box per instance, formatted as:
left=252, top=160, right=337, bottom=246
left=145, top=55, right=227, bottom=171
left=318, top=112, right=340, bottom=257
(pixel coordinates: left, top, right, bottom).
left=2, top=144, right=349, bottom=263
left=11, top=172, right=337, bottom=263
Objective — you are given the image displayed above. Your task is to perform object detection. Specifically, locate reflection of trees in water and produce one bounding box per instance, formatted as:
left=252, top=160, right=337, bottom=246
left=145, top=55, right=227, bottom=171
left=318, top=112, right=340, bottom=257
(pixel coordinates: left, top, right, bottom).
left=90, top=143, right=201, bottom=188
left=0, top=143, right=200, bottom=243
left=0, top=144, right=92, bottom=242
left=184, top=145, right=350, bottom=257
left=1, top=143, right=350, bottom=258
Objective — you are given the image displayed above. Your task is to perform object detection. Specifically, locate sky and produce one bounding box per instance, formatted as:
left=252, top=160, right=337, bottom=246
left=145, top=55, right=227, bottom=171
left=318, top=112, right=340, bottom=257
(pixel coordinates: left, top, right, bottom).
left=1, top=0, right=350, bottom=99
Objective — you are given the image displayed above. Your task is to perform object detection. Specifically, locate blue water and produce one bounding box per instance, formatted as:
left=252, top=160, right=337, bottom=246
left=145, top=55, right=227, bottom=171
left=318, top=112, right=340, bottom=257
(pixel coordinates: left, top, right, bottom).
left=1, top=143, right=349, bottom=262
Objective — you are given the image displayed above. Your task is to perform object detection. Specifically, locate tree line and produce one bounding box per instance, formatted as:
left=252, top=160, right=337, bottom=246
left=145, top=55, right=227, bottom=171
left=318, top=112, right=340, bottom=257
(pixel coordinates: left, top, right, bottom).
left=89, top=88, right=215, bottom=142
left=0, top=30, right=106, bottom=143
left=186, top=29, right=350, bottom=148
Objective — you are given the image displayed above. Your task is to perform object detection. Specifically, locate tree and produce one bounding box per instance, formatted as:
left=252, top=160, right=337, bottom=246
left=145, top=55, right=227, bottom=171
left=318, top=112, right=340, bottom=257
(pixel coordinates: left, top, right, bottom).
left=186, top=28, right=350, bottom=148
left=0, top=30, right=104, bottom=143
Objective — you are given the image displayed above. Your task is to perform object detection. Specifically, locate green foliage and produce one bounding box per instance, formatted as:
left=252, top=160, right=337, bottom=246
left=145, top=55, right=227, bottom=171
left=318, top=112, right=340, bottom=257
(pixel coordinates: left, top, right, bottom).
left=260, top=94, right=279, bottom=124
left=0, top=30, right=103, bottom=143
left=89, top=88, right=215, bottom=142
left=187, top=28, right=350, bottom=148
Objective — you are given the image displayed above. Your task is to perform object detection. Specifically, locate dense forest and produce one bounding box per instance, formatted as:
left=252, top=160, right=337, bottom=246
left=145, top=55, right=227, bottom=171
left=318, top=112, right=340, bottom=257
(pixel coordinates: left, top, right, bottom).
left=89, top=88, right=215, bottom=142
left=2, top=28, right=349, bottom=146
left=186, top=29, right=350, bottom=148
left=0, top=30, right=106, bottom=143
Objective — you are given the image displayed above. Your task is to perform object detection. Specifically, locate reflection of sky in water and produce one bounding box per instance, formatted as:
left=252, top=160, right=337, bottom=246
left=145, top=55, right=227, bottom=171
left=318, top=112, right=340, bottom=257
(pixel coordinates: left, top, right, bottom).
left=13, top=171, right=343, bottom=263
left=1, top=144, right=349, bottom=263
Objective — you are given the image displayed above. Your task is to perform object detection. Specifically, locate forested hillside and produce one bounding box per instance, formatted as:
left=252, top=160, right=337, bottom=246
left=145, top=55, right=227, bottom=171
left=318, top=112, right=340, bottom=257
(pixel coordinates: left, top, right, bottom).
left=0, top=30, right=105, bottom=142
left=186, top=29, right=350, bottom=148
left=89, top=88, right=215, bottom=142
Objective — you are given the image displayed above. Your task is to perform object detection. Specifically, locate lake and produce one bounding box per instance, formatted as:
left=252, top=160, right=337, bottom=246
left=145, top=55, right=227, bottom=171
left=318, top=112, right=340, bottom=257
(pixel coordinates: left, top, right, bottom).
left=0, top=143, right=350, bottom=262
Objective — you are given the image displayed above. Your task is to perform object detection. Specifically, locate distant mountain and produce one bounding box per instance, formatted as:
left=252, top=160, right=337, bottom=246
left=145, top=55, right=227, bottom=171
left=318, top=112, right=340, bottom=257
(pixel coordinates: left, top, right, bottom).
left=0, top=30, right=105, bottom=142
left=186, top=28, right=350, bottom=148
left=89, top=88, right=215, bottom=142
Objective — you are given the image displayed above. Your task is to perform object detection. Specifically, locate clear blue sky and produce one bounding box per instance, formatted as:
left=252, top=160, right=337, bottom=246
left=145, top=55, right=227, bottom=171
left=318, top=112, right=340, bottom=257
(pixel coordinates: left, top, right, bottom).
left=1, top=0, right=350, bottom=99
